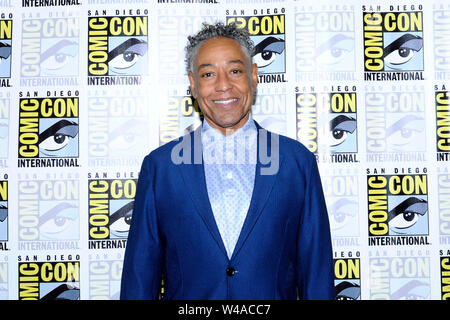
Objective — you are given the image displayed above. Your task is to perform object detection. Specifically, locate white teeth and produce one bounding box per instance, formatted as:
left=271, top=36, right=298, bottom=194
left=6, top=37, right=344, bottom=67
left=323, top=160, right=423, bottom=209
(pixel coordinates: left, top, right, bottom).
left=214, top=98, right=237, bottom=104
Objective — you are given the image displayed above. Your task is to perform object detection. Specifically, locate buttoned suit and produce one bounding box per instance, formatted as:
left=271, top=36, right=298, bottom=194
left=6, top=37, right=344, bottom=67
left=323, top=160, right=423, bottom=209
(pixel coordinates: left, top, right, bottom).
left=120, top=121, right=334, bottom=300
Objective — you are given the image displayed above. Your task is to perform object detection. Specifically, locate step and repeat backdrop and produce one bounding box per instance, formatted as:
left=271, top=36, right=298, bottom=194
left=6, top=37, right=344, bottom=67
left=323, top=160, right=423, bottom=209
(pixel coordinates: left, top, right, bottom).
left=0, top=0, right=449, bottom=300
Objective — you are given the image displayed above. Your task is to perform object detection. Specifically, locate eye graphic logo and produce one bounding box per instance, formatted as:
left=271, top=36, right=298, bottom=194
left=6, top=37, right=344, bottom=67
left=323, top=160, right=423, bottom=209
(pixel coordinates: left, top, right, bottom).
left=252, top=35, right=285, bottom=74
left=108, top=37, right=147, bottom=76
left=315, top=34, right=354, bottom=72
left=17, top=179, right=80, bottom=242
left=87, top=94, right=150, bottom=163
left=383, top=33, right=423, bottom=71
left=18, top=97, right=79, bottom=160
left=18, top=261, right=80, bottom=300
left=369, top=256, right=430, bottom=300
left=363, top=11, right=424, bottom=80
left=294, top=10, right=355, bottom=77
left=0, top=98, right=8, bottom=158
left=387, top=196, right=428, bottom=235
left=0, top=41, right=11, bottom=78
left=365, top=89, right=426, bottom=158
left=0, top=180, right=7, bottom=242
left=0, top=19, right=12, bottom=79
left=227, top=13, right=286, bottom=75
left=386, top=114, right=424, bottom=152
left=367, top=173, right=430, bottom=246
left=38, top=201, right=79, bottom=241
left=87, top=15, right=148, bottom=82
left=21, top=17, right=79, bottom=78
left=88, top=178, right=136, bottom=247
left=328, top=197, right=358, bottom=236
left=38, top=119, right=79, bottom=158
left=40, top=39, right=79, bottom=77
left=323, top=113, right=357, bottom=154
left=296, top=91, right=358, bottom=160
left=334, top=258, right=360, bottom=300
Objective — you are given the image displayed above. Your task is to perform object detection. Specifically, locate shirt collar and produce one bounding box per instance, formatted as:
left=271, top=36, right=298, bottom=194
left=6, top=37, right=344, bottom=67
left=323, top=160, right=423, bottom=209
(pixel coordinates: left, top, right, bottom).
left=201, top=113, right=257, bottom=146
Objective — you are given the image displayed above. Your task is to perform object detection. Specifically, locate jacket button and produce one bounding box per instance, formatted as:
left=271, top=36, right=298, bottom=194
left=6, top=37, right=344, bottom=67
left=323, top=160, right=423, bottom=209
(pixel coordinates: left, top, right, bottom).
left=226, top=267, right=236, bottom=276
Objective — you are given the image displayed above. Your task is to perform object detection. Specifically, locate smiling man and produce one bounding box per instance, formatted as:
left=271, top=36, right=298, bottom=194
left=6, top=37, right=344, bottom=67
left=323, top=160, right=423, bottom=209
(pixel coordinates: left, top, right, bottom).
left=187, top=36, right=257, bottom=135
left=120, top=22, right=334, bottom=300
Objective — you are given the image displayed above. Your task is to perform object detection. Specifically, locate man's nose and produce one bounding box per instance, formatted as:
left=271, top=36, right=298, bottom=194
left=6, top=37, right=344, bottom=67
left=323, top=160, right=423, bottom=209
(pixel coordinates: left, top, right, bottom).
left=215, top=71, right=232, bottom=92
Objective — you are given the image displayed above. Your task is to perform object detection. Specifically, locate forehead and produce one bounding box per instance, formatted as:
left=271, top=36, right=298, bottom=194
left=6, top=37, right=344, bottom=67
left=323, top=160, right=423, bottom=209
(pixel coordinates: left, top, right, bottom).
left=195, top=36, right=247, bottom=65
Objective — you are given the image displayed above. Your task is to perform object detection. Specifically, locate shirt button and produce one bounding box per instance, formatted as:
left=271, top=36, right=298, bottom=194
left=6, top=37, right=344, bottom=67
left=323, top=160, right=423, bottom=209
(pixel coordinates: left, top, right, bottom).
left=226, top=171, right=233, bottom=179
left=226, top=267, right=236, bottom=276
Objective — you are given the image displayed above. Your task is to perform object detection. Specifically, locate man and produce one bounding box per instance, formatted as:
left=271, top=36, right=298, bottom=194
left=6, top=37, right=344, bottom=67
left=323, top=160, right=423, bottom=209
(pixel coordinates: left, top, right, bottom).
left=120, top=22, right=334, bottom=300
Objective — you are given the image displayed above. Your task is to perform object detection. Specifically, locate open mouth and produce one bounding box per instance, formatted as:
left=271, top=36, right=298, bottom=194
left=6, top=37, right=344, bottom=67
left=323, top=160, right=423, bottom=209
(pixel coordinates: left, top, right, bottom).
left=213, top=98, right=238, bottom=104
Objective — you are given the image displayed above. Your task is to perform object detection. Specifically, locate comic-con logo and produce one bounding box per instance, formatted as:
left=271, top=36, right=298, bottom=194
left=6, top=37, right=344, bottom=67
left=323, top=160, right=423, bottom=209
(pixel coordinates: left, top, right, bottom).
left=18, top=257, right=80, bottom=300
left=88, top=89, right=150, bottom=167
left=365, top=85, right=426, bottom=162
left=436, top=88, right=450, bottom=161
left=0, top=96, right=8, bottom=160
left=227, top=8, right=286, bottom=84
left=441, top=252, right=450, bottom=300
left=18, top=92, right=79, bottom=168
left=0, top=178, right=7, bottom=247
left=363, top=5, right=424, bottom=81
left=88, top=253, right=123, bottom=299
left=17, top=174, right=80, bottom=248
left=87, top=10, right=148, bottom=86
left=159, top=90, right=202, bottom=145
left=88, top=175, right=136, bottom=249
left=322, top=169, right=359, bottom=245
left=0, top=259, right=7, bottom=299
left=369, top=253, right=430, bottom=299
left=295, top=87, right=358, bottom=163
left=334, top=255, right=361, bottom=300
left=438, top=166, right=450, bottom=242
left=367, top=168, right=430, bottom=246
left=433, top=7, right=450, bottom=79
left=0, top=15, right=12, bottom=87
left=20, top=15, right=79, bottom=86
left=294, top=5, right=356, bottom=81
left=251, top=87, right=286, bottom=136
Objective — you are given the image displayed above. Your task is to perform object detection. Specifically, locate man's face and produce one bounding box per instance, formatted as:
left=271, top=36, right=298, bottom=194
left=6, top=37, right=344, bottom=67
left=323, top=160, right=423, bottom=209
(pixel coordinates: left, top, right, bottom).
left=188, top=37, right=258, bottom=135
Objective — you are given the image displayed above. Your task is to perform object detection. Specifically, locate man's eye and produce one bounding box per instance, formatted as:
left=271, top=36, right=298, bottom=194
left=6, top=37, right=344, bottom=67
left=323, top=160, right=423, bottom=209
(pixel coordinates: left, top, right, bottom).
left=202, top=72, right=213, bottom=78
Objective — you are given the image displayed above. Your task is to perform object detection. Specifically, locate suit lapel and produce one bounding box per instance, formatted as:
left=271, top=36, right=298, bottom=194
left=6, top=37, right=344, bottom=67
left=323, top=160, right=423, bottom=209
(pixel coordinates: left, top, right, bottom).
left=177, top=123, right=283, bottom=261
left=231, top=125, right=283, bottom=261
left=177, top=128, right=229, bottom=258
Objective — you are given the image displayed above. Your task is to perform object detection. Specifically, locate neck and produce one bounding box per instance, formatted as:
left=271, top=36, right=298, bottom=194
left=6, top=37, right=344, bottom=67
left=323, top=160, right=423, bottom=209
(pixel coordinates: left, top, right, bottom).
left=204, top=113, right=250, bottom=136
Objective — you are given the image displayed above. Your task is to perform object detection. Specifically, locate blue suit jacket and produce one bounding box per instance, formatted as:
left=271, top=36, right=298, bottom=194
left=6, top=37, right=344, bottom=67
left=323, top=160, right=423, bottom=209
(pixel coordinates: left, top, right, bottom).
left=120, top=122, right=334, bottom=300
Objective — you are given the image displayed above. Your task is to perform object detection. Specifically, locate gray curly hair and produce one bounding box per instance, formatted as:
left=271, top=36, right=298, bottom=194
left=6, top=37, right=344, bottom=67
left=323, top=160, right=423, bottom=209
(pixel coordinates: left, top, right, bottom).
left=185, top=21, right=254, bottom=75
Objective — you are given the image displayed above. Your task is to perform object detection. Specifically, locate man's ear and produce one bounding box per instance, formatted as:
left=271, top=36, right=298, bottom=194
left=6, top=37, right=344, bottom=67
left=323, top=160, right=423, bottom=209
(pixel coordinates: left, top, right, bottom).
left=188, top=71, right=197, bottom=99
left=251, top=63, right=258, bottom=93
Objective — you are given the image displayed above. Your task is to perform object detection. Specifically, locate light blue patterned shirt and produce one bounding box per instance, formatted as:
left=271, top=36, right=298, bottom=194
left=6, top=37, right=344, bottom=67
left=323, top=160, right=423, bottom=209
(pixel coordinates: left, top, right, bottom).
left=202, top=115, right=257, bottom=259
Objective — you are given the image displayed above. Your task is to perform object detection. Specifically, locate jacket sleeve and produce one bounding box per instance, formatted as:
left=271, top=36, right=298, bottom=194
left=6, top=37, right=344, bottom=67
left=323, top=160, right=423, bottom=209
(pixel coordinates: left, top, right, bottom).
left=296, top=153, right=334, bottom=300
left=120, top=154, right=163, bottom=300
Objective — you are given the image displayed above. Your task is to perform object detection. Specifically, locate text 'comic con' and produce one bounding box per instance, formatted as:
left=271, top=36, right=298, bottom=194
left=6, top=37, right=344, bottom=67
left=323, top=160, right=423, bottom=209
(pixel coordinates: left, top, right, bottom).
left=0, top=0, right=449, bottom=301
